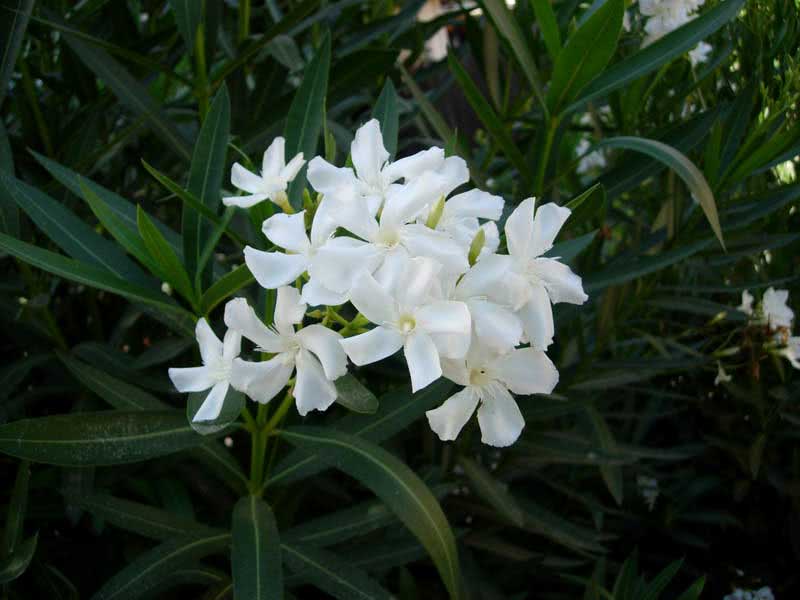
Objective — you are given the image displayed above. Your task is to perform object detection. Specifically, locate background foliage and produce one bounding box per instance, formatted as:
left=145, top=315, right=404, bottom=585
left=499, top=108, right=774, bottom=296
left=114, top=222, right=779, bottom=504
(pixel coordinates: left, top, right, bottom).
left=1, top=0, right=799, bottom=598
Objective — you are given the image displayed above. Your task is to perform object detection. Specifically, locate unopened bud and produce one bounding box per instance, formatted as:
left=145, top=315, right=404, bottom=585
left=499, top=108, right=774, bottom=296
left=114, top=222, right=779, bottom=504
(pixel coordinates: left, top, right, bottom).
left=425, top=195, right=445, bottom=229
left=161, top=282, right=173, bottom=296
left=468, top=228, right=486, bottom=265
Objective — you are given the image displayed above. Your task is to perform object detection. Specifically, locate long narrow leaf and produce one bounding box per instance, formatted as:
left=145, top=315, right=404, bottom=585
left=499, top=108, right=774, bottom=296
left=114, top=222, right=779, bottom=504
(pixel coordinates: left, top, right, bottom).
left=232, top=496, right=283, bottom=600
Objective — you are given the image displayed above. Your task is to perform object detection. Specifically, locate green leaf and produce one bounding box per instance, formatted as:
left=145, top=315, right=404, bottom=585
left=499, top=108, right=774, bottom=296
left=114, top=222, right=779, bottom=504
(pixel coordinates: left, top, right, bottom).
left=269, top=379, right=453, bottom=486
left=137, top=205, right=196, bottom=305
left=546, top=230, right=597, bottom=265
left=61, top=28, right=192, bottom=161
left=459, top=457, right=525, bottom=527
left=585, top=406, right=624, bottom=505
left=546, top=0, right=623, bottom=113
left=0, top=534, right=37, bottom=584
left=2, top=459, right=30, bottom=557
left=598, top=136, right=724, bottom=248
left=190, top=441, right=249, bottom=495
left=65, top=492, right=220, bottom=541
left=584, top=238, right=713, bottom=292
left=371, top=78, right=399, bottom=158
left=447, top=51, right=531, bottom=187
left=518, top=497, right=607, bottom=553
left=185, top=85, right=231, bottom=280
left=141, top=160, right=220, bottom=226
left=479, top=0, right=547, bottom=113
left=532, top=0, right=562, bottom=59
left=90, top=533, right=230, bottom=600
left=30, top=151, right=182, bottom=253
left=168, top=0, right=203, bottom=53
left=566, top=0, right=746, bottom=113
left=0, top=172, right=151, bottom=285
left=564, top=183, right=605, bottom=225
left=282, top=542, right=393, bottom=600
left=0, top=121, right=19, bottom=236
left=281, top=427, right=461, bottom=599
left=675, top=577, right=706, bottom=600
left=284, top=32, right=331, bottom=209
left=200, top=263, right=254, bottom=316
left=0, top=411, right=208, bottom=466
left=59, top=353, right=169, bottom=411
left=641, top=559, right=683, bottom=600
left=0, top=232, right=194, bottom=319
left=232, top=496, right=283, bottom=600
left=187, top=387, right=244, bottom=435
left=334, top=373, right=379, bottom=414
left=0, top=0, right=33, bottom=107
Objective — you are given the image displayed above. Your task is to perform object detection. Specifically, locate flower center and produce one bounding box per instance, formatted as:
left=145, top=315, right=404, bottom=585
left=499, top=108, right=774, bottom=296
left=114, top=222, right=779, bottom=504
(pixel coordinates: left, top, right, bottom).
left=376, top=227, right=401, bottom=248
left=397, top=314, right=416, bottom=334
left=469, top=367, right=491, bottom=387
left=210, top=360, right=232, bottom=383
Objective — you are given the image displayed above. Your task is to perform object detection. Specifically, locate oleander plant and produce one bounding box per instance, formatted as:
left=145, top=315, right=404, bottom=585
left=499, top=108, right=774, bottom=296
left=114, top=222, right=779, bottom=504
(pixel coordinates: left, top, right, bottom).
left=0, top=0, right=799, bottom=598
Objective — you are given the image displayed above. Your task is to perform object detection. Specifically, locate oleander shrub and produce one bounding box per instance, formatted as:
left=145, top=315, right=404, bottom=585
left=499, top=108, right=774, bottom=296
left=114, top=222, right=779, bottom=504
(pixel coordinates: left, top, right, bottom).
left=0, top=0, right=798, bottom=598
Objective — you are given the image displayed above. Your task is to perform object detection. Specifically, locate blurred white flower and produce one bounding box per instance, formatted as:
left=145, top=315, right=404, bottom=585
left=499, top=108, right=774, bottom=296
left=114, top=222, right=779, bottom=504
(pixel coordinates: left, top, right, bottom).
left=224, top=288, right=347, bottom=415
left=714, top=361, right=732, bottom=386
left=724, top=587, right=775, bottom=600
left=223, top=137, right=305, bottom=209
left=780, top=337, right=800, bottom=369
left=636, top=475, right=660, bottom=511
left=738, top=289, right=754, bottom=316
left=340, top=257, right=471, bottom=392
left=575, top=138, right=606, bottom=174
left=762, top=287, right=794, bottom=329
left=426, top=344, right=558, bottom=447
left=689, top=41, right=712, bottom=66
left=169, top=319, right=241, bottom=423
left=640, top=0, right=706, bottom=45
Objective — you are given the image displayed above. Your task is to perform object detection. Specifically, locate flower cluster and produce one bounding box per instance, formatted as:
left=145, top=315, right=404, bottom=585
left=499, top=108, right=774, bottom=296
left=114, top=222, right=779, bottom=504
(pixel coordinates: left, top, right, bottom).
left=636, top=0, right=712, bottom=66
left=724, top=587, right=775, bottom=600
left=170, top=119, right=588, bottom=447
left=739, top=287, right=799, bottom=370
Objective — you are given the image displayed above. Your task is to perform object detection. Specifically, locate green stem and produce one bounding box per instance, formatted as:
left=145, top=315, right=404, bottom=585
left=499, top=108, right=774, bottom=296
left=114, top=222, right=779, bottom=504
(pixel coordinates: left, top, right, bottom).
left=535, top=117, right=559, bottom=196
left=238, top=0, right=251, bottom=45
left=249, top=404, right=269, bottom=492
left=194, top=26, right=209, bottom=121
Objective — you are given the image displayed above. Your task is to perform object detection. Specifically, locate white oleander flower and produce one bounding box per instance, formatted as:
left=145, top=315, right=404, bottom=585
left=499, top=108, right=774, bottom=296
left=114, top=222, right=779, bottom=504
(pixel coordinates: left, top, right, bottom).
left=169, top=319, right=241, bottom=423
left=714, top=361, right=732, bottom=386
left=307, top=118, right=445, bottom=214
left=490, top=198, right=588, bottom=350
left=312, top=167, right=470, bottom=296
left=689, top=41, right=712, bottom=66
left=780, top=337, right=800, bottom=369
left=223, top=137, right=305, bottom=209
left=224, top=288, right=347, bottom=415
left=762, top=287, right=794, bottom=329
left=640, top=0, right=705, bottom=45
left=738, top=289, right=754, bottom=316
left=340, top=257, right=471, bottom=392
left=421, top=188, right=504, bottom=258
left=243, top=203, right=359, bottom=306
left=426, top=344, right=558, bottom=447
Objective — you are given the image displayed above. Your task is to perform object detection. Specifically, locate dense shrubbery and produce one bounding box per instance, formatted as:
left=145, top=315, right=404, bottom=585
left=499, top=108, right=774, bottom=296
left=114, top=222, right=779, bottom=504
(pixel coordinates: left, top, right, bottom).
left=0, top=0, right=798, bottom=598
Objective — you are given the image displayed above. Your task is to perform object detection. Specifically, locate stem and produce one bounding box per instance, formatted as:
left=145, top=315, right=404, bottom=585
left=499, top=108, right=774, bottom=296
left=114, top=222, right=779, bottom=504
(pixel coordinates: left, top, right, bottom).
left=535, top=117, right=559, bottom=196
left=238, top=0, right=251, bottom=45
left=249, top=404, right=269, bottom=492
left=194, top=26, right=209, bottom=121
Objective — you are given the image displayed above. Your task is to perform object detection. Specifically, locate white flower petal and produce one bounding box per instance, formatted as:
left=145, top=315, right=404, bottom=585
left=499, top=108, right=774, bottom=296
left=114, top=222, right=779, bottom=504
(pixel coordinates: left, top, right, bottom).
left=262, top=137, right=286, bottom=177
left=309, top=237, right=381, bottom=294
left=196, top=318, right=223, bottom=365
left=455, top=253, right=513, bottom=299
left=351, top=119, right=389, bottom=186
left=382, top=147, right=444, bottom=183
left=169, top=366, right=216, bottom=393
left=281, top=152, right=306, bottom=182
left=516, top=284, right=554, bottom=350
left=477, top=383, right=525, bottom=447
left=230, top=356, right=294, bottom=404
left=326, top=187, right=380, bottom=241
left=340, top=326, right=404, bottom=366
left=416, top=300, right=471, bottom=337
left=274, top=286, right=306, bottom=334
left=401, top=224, right=469, bottom=274
left=441, top=358, right=470, bottom=386
left=381, top=171, right=444, bottom=229
left=224, top=297, right=284, bottom=353
left=222, top=329, right=242, bottom=360
left=438, top=156, right=470, bottom=197
left=530, top=202, right=571, bottom=257
left=505, top=197, right=535, bottom=259
left=429, top=331, right=472, bottom=360
left=349, top=270, right=398, bottom=325
left=395, top=255, right=442, bottom=307
left=231, top=163, right=267, bottom=194
left=300, top=277, right=348, bottom=306
left=244, top=247, right=308, bottom=289
left=262, top=212, right=310, bottom=254
left=532, top=257, right=588, bottom=305
left=480, top=221, right=500, bottom=257
left=307, top=156, right=357, bottom=195
left=426, top=387, right=480, bottom=442
left=297, top=324, right=348, bottom=380
left=223, top=193, right=269, bottom=208
left=490, top=347, right=559, bottom=395
left=192, top=382, right=229, bottom=422
left=443, top=189, right=504, bottom=221
left=309, top=199, right=338, bottom=247
left=404, top=330, right=442, bottom=392
left=469, top=298, right=523, bottom=353
left=294, top=349, right=338, bottom=416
